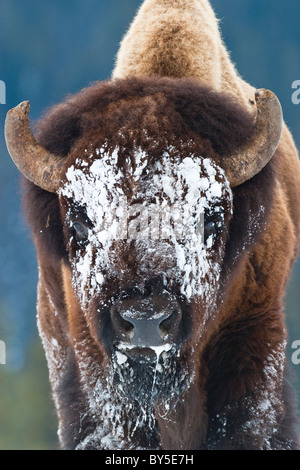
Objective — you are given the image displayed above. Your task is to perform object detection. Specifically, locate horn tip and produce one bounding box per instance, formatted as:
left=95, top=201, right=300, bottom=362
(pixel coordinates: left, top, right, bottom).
left=255, top=88, right=270, bottom=101
left=7, top=100, right=30, bottom=118
left=17, top=100, right=31, bottom=114
left=254, top=88, right=282, bottom=122
left=255, top=88, right=268, bottom=96
left=255, top=88, right=280, bottom=104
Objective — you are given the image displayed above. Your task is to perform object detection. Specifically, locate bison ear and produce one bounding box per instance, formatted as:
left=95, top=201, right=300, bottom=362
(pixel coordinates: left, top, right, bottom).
left=223, top=89, right=283, bottom=188
left=5, top=101, right=64, bottom=193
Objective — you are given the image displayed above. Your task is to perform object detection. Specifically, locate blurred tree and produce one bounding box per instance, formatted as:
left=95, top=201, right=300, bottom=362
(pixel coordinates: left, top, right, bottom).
left=0, top=333, right=58, bottom=450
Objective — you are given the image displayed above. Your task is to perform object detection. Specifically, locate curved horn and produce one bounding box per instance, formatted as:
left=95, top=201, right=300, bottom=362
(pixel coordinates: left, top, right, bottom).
left=5, top=101, right=64, bottom=193
left=225, top=89, right=283, bottom=188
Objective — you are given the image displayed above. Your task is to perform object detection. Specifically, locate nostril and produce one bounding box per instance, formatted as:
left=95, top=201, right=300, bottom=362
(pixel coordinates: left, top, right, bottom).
left=111, top=295, right=182, bottom=347
left=119, top=315, right=135, bottom=340
left=158, top=309, right=182, bottom=340
left=111, top=307, right=135, bottom=341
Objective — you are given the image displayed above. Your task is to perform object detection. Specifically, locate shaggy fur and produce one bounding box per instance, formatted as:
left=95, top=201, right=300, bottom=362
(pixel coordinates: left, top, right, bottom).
left=17, top=0, right=300, bottom=450
left=22, top=76, right=300, bottom=450
left=113, top=0, right=254, bottom=110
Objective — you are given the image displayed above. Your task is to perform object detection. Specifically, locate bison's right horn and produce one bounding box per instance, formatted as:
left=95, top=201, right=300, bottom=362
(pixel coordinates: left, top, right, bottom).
left=225, top=89, right=283, bottom=188
left=5, top=101, right=64, bottom=193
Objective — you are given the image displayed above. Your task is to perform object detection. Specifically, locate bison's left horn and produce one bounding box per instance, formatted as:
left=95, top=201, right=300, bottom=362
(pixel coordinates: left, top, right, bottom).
left=225, top=89, right=283, bottom=188
left=5, top=101, right=64, bottom=193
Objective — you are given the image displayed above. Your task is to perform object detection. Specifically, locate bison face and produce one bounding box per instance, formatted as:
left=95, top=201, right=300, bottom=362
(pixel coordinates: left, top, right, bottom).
left=59, top=142, right=232, bottom=404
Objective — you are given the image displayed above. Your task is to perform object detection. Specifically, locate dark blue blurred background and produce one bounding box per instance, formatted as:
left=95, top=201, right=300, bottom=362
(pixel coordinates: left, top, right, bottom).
left=0, top=0, right=299, bottom=449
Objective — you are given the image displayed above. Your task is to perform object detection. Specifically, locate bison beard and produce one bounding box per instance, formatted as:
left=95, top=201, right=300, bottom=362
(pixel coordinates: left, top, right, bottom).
left=111, top=345, right=186, bottom=404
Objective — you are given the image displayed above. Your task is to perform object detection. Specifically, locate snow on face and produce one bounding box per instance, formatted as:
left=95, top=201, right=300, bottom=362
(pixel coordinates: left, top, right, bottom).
left=56, top=145, right=233, bottom=449
left=59, top=145, right=232, bottom=315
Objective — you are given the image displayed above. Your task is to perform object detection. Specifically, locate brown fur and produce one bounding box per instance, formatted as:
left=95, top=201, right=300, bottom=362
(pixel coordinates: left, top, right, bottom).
left=21, top=75, right=300, bottom=450
left=17, top=0, right=300, bottom=450
left=113, top=0, right=254, bottom=109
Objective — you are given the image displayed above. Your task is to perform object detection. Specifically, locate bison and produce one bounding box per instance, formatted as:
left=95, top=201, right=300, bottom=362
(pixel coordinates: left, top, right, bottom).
left=5, top=0, right=300, bottom=450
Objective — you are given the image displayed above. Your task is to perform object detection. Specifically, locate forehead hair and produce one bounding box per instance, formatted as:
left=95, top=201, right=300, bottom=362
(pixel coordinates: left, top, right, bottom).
left=34, top=76, right=254, bottom=166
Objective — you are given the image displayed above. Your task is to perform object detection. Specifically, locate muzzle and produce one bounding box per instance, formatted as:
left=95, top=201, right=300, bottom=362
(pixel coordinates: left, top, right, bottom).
left=110, top=293, right=182, bottom=348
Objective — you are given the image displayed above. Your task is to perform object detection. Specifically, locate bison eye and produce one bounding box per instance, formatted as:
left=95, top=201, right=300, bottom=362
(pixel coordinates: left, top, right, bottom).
left=204, top=213, right=224, bottom=246
left=72, top=221, right=89, bottom=241
left=204, top=221, right=216, bottom=245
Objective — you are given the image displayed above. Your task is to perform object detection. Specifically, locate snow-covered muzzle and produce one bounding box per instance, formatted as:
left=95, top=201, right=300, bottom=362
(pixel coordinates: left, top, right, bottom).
left=59, top=144, right=233, bottom=405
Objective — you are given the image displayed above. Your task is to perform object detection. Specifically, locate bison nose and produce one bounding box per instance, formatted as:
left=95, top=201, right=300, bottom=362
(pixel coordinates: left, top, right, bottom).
left=110, top=295, right=182, bottom=347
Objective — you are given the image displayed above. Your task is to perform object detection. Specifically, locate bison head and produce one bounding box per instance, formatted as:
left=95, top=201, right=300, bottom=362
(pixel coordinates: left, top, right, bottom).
left=5, top=77, right=283, bottom=447
left=58, top=137, right=233, bottom=404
